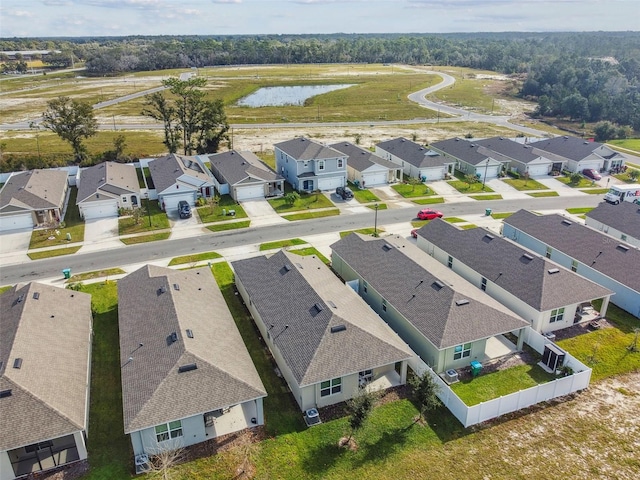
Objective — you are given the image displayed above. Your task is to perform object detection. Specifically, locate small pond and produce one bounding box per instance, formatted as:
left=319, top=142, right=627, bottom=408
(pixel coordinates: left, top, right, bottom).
left=237, top=84, right=355, bottom=107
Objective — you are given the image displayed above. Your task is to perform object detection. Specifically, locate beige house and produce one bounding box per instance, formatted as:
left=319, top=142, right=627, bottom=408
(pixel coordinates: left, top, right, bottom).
left=76, top=161, right=140, bottom=219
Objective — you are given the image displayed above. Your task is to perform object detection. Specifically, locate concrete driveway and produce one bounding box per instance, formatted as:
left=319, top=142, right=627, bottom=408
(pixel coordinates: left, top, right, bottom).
left=80, top=217, right=122, bottom=252
left=0, top=228, right=32, bottom=265
left=241, top=198, right=287, bottom=227
left=168, top=209, right=205, bottom=240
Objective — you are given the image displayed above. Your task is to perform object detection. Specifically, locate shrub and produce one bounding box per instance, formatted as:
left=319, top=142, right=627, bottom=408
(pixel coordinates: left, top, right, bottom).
left=507, top=170, right=520, bottom=179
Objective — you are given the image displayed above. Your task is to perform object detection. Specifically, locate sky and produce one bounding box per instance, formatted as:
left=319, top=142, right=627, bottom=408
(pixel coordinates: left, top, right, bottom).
left=1, top=0, right=638, bottom=38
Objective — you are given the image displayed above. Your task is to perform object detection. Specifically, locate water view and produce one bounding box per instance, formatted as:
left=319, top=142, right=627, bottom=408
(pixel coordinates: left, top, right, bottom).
left=237, top=84, right=355, bottom=107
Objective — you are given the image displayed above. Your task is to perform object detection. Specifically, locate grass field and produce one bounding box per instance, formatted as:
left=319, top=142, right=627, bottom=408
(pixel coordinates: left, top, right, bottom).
left=66, top=268, right=126, bottom=283
left=120, top=232, right=170, bottom=244
left=527, top=191, right=559, bottom=197
left=206, top=220, right=251, bottom=232
left=269, top=190, right=335, bottom=212
left=391, top=183, right=435, bottom=198
left=197, top=195, right=247, bottom=223
left=448, top=179, right=495, bottom=194
left=413, top=197, right=444, bottom=205
left=118, top=199, right=169, bottom=234
left=283, top=209, right=340, bottom=221
left=168, top=251, right=222, bottom=266
left=502, top=178, right=549, bottom=191
left=27, top=246, right=81, bottom=260
left=259, top=238, right=307, bottom=250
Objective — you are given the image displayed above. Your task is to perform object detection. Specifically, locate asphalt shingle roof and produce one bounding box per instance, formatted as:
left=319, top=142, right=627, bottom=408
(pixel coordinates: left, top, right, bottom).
left=232, top=251, right=414, bottom=387
left=118, top=265, right=266, bottom=433
left=77, top=161, right=139, bottom=204
left=207, top=150, right=282, bottom=186
left=329, top=142, right=398, bottom=172
left=330, top=234, right=529, bottom=349
left=375, top=137, right=452, bottom=168
left=429, top=137, right=493, bottom=166
left=274, top=137, right=346, bottom=161
left=475, top=137, right=541, bottom=163
left=504, top=210, right=640, bottom=292
left=0, top=169, right=68, bottom=212
left=528, top=136, right=622, bottom=162
left=0, top=283, right=92, bottom=451
left=417, top=219, right=613, bottom=311
left=148, top=154, right=211, bottom=193
left=585, top=202, right=640, bottom=240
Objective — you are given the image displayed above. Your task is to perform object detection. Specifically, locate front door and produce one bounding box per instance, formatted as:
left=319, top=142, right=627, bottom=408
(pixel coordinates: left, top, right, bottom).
left=303, top=180, right=313, bottom=191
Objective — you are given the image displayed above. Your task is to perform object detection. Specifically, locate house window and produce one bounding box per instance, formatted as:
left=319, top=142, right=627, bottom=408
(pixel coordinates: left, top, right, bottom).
left=338, top=159, right=344, bottom=168
left=571, top=260, right=578, bottom=272
left=320, top=377, right=342, bottom=397
left=382, top=299, right=387, bottom=312
left=480, top=277, right=487, bottom=291
left=453, top=343, right=471, bottom=360
left=363, top=281, right=368, bottom=294
left=318, top=160, right=325, bottom=171
left=122, top=197, right=127, bottom=203
left=359, top=369, right=373, bottom=385
left=447, top=255, right=453, bottom=269
left=545, top=246, right=552, bottom=259
left=550, top=308, right=565, bottom=323
left=155, top=420, right=183, bottom=442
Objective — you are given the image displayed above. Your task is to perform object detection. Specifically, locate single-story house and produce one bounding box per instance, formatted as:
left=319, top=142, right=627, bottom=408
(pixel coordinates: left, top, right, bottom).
left=415, top=219, right=614, bottom=334
left=76, top=161, right=140, bottom=219
left=429, top=137, right=506, bottom=180
left=118, top=265, right=266, bottom=459
left=330, top=142, right=401, bottom=187
left=503, top=209, right=640, bottom=317
left=232, top=250, right=415, bottom=412
left=528, top=136, right=626, bottom=173
left=475, top=137, right=553, bottom=176
left=0, top=170, right=68, bottom=232
left=585, top=201, right=640, bottom=249
left=207, top=150, right=284, bottom=201
left=148, top=154, right=215, bottom=213
left=330, top=234, right=529, bottom=373
left=274, top=137, right=347, bottom=192
left=374, top=137, right=455, bottom=181
left=1, top=283, right=92, bottom=480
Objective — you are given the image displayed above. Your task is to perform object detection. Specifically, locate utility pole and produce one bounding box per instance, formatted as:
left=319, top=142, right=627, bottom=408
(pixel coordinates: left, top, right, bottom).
left=373, top=204, right=379, bottom=237
left=29, top=122, right=41, bottom=163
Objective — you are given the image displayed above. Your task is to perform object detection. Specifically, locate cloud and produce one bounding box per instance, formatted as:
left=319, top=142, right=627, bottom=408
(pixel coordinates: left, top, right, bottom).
left=211, top=0, right=242, bottom=4
left=42, top=0, right=73, bottom=6
left=4, top=10, right=34, bottom=17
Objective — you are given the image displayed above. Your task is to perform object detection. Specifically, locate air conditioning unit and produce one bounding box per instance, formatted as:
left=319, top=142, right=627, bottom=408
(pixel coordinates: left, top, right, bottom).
left=444, top=369, right=459, bottom=383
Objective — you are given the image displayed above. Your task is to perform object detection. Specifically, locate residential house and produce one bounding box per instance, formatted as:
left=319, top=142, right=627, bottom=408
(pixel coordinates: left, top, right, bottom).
left=503, top=210, right=640, bottom=317
left=232, top=251, right=415, bottom=412
left=1, top=283, right=92, bottom=480
left=274, top=137, right=347, bottom=192
left=528, top=136, right=626, bottom=173
left=330, top=142, right=401, bottom=187
left=475, top=137, right=553, bottom=176
left=148, top=154, right=215, bottom=213
left=76, top=161, right=140, bottom=219
left=331, top=234, right=529, bottom=373
left=415, top=219, right=613, bottom=334
left=374, top=137, right=455, bottom=181
left=0, top=170, right=68, bottom=232
left=429, top=137, right=506, bottom=180
left=207, top=150, right=284, bottom=201
left=118, top=265, right=266, bottom=459
left=585, top=201, right=640, bottom=249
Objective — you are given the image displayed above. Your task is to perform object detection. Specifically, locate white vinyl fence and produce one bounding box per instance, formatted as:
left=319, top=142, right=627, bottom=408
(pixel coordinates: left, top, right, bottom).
left=409, top=330, right=591, bottom=428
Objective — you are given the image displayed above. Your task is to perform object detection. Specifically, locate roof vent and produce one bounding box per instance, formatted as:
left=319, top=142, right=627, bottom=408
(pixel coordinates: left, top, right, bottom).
left=432, top=281, right=445, bottom=291
left=617, top=244, right=629, bottom=252
left=173, top=283, right=180, bottom=291
left=382, top=244, right=393, bottom=251
left=284, top=264, right=292, bottom=272
left=178, top=363, right=197, bottom=373
left=330, top=325, right=347, bottom=333
left=327, top=300, right=337, bottom=308
left=169, top=332, right=178, bottom=344
left=548, top=268, right=560, bottom=274
left=483, top=234, right=494, bottom=242
left=16, top=294, right=24, bottom=304
left=0, top=389, right=12, bottom=399
left=455, top=299, right=470, bottom=306
left=521, top=253, right=533, bottom=262
left=314, top=302, right=324, bottom=313
left=158, top=286, right=167, bottom=295
left=186, top=329, right=194, bottom=338
left=561, top=219, right=572, bottom=226
left=33, top=292, right=40, bottom=300
left=13, top=358, right=22, bottom=369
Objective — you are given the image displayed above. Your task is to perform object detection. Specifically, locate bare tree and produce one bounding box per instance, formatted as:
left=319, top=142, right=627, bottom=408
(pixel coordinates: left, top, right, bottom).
left=145, top=443, right=186, bottom=480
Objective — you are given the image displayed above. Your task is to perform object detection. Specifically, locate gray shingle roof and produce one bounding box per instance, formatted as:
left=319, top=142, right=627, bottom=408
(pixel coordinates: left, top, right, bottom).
left=429, top=137, right=493, bottom=166
left=274, top=137, right=346, bottom=161
left=0, top=169, right=68, bottom=212
left=329, top=142, right=398, bottom=172
left=207, top=150, right=283, bottom=186
left=77, top=161, right=140, bottom=204
left=148, top=154, right=212, bottom=193
left=475, top=137, right=541, bottom=163
left=504, top=210, right=640, bottom=292
left=232, top=251, right=413, bottom=387
left=375, top=137, right=452, bottom=168
left=529, top=136, right=622, bottom=161
left=586, top=202, right=640, bottom=240
left=417, top=219, right=613, bottom=311
left=0, top=283, right=92, bottom=451
left=118, top=265, right=266, bottom=433
left=331, top=234, right=529, bottom=349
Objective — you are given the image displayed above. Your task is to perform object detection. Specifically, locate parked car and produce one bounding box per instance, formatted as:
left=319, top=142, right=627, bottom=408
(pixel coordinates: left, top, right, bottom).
left=416, top=208, right=443, bottom=220
left=582, top=169, right=602, bottom=181
left=178, top=200, right=192, bottom=219
left=336, top=186, right=354, bottom=200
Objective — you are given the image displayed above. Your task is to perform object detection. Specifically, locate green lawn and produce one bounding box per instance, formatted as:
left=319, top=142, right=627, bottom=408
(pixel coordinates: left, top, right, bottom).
left=391, top=183, right=434, bottom=198
left=367, top=203, right=387, bottom=210
left=268, top=191, right=335, bottom=213
left=447, top=180, right=495, bottom=194
left=135, top=166, right=146, bottom=189
left=197, top=195, right=248, bottom=223
left=469, top=194, right=503, bottom=200
left=118, top=199, right=169, bottom=234
left=259, top=238, right=307, bottom=251
left=460, top=224, right=478, bottom=229
left=413, top=197, right=445, bottom=205
left=340, top=227, right=385, bottom=238
left=168, top=251, right=222, bottom=266
left=555, top=176, right=596, bottom=188
left=490, top=212, right=513, bottom=220
left=349, top=182, right=380, bottom=203
left=29, top=186, right=84, bottom=249
left=613, top=169, right=640, bottom=183
left=411, top=220, right=430, bottom=228
left=444, top=217, right=467, bottom=223
left=67, top=268, right=126, bottom=283
left=608, top=138, right=640, bottom=153
left=579, top=188, right=609, bottom=195
left=120, top=232, right=171, bottom=245
left=206, top=220, right=251, bottom=232
left=283, top=209, right=340, bottom=221
left=566, top=207, right=595, bottom=215
left=288, top=247, right=331, bottom=265
left=27, top=246, right=82, bottom=260
left=142, top=167, right=155, bottom=189
left=502, top=178, right=549, bottom=191
left=527, top=191, right=560, bottom=197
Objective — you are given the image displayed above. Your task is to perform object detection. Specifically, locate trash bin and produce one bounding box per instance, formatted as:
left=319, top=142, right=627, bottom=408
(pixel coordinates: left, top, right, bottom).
left=470, top=361, right=483, bottom=377
left=485, top=208, right=492, bottom=216
left=66, top=232, right=72, bottom=241
left=62, top=268, right=71, bottom=279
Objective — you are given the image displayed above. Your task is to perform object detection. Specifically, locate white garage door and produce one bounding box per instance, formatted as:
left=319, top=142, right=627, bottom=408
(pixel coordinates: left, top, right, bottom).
left=527, top=164, right=550, bottom=176
left=81, top=201, right=118, bottom=220
left=0, top=213, right=33, bottom=231
left=235, top=184, right=265, bottom=201
left=579, top=161, right=602, bottom=172
left=419, top=168, right=444, bottom=181
left=477, top=165, right=500, bottom=179
left=317, top=176, right=343, bottom=191
left=362, top=172, right=387, bottom=187
left=161, top=193, right=194, bottom=212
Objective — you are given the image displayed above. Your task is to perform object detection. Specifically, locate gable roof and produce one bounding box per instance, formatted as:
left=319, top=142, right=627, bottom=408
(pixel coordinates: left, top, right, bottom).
left=274, top=137, right=346, bottom=161
left=586, top=202, right=640, bottom=240
left=0, top=283, right=92, bottom=451
left=118, top=265, right=266, bottom=433
left=77, top=161, right=139, bottom=204
left=475, top=137, right=542, bottom=164
left=329, top=142, right=398, bottom=172
left=429, top=137, right=496, bottom=166
left=504, top=210, right=640, bottom=292
left=331, top=234, right=528, bottom=349
left=148, top=154, right=212, bottom=193
left=232, top=251, right=413, bottom=387
left=207, top=150, right=283, bottom=186
left=417, top=219, right=613, bottom=311
left=529, top=136, right=623, bottom=161
left=0, top=169, right=68, bottom=213
left=375, top=137, right=452, bottom=168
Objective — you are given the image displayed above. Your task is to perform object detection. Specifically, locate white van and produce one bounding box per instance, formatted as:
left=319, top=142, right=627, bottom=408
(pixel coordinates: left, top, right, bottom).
left=603, top=184, right=640, bottom=204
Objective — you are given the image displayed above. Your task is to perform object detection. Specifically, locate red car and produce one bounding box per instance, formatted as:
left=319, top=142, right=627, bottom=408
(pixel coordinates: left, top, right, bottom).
left=417, top=208, right=443, bottom=220
left=582, top=169, right=602, bottom=181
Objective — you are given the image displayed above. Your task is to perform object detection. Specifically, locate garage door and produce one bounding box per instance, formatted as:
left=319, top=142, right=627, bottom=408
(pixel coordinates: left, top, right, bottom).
left=235, top=184, right=265, bottom=201
left=419, top=168, right=444, bottom=181
left=362, top=172, right=387, bottom=187
left=317, top=176, right=343, bottom=191
left=527, top=164, right=550, bottom=176
left=477, top=165, right=500, bottom=179
left=0, top=213, right=33, bottom=231
left=161, top=193, right=194, bottom=212
left=579, top=161, right=602, bottom=172
left=81, top=201, right=118, bottom=220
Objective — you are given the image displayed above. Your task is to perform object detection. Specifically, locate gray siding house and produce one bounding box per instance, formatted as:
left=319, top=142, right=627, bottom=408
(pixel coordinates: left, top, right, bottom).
left=118, top=265, right=266, bottom=460
left=503, top=210, right=640, bottom=317
left=330, top=142, right=401, bottom=187
left=232, top=250, right=414, bottom=412
left=430, top=137, right=505, bottom=180
left=528, top=136, right=626, bottom=173
left=585, top=202, right=640, bottom=249
left=331, top=234, right=529, bottom=373
left=374, top=137, right=455, bottom=181
left=415, top=219, right=613, bottom=334
left=274, top=137, right=347, bottom=192
left=475, top=137, right=553, bottom=176
left=76, top=161, right=140, bottom=219
left=1, top=283, right=92, bottom=480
